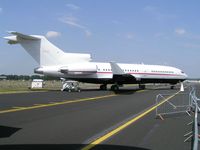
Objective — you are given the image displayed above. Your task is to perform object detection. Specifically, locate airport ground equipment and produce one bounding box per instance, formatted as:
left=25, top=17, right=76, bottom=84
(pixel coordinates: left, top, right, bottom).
left=31, top=79, right=44, bottom=89
left=61, top=80, right=81, bottom=92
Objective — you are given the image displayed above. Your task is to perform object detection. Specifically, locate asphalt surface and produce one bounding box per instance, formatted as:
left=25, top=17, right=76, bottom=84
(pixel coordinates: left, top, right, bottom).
left=0, top=84, right=197, bottom=150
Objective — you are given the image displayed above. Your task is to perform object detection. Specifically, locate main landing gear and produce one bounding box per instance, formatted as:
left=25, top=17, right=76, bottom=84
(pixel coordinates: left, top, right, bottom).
left=111, top=84, right=119, bottom=91
left=100, top=84, right=107, bottom=90
left=139, top=84, right=146, bottom=90
left=100, top=84, right=121, bottom=91
left=170, top=85, right=175, bottom=89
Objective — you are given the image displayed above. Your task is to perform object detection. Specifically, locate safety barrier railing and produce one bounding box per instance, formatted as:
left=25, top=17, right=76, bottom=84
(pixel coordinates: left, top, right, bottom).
left=155, top=86, right=199, bottom=150
left=155, top=92, right=191, bottom=118
left=183, top=86, right=200, bottom=150
left=190, top=87, right=200, bottom=150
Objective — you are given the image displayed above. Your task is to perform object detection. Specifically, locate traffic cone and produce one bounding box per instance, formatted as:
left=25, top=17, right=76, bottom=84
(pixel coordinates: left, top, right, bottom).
left=180, top=82, right=184, bottom=92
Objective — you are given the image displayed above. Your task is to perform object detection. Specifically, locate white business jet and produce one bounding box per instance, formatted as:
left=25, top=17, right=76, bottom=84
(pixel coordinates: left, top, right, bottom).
left=4, top=31, right=187, bottom=91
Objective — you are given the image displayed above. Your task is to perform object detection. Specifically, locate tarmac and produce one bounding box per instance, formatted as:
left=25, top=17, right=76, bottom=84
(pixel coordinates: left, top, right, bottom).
left=0, top=84, right=197, bottom=150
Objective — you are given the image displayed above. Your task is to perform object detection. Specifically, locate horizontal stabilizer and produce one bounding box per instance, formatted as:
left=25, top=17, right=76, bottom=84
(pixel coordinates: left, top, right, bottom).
left=7, top=31, right=40, bottom=40
left=4, top=31, right=40, bottom=44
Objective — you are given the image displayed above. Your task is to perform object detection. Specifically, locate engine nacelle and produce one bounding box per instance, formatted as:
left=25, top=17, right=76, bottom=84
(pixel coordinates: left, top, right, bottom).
left=60, top=63, right=97, bottom=74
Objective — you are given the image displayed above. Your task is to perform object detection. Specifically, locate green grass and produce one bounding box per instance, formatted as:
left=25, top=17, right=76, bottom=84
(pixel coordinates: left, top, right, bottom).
left=0, top=80, right=141, bottom=94
left=0, top=80, right=62, bottom=94
left=0, top=80, right=100, bottom=94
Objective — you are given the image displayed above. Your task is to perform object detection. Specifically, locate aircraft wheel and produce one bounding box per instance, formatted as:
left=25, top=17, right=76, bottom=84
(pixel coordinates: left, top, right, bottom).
left=111, top=85, right=119, bottom=91
left=170, top=85, right=175, bottom=89
left=100, top=84, right=107, bottom=90
left=139, top=84, right=145, bottom=90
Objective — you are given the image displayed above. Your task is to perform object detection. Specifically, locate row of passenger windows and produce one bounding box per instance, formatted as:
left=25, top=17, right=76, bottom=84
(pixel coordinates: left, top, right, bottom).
left=151, top=70, right=174, bottom=74
left=124, top=69, right=139, bottom=72
left=98, top=69, right=112, bottom=71
left=98, top=68, right=174, bottom=74
left=98, top=68, right=139, bottom=72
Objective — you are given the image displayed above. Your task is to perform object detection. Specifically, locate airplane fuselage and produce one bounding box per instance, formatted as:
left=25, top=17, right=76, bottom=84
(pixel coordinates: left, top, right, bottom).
left=35, top=62, right=187, bottom=85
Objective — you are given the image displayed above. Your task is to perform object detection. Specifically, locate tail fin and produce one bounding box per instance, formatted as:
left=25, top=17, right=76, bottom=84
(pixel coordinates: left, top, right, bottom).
left=4, top=31, right=91, bottom=66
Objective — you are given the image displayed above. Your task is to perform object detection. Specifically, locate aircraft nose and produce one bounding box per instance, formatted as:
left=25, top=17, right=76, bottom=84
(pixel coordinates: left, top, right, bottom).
left=184, top=73, right=188, bottom=79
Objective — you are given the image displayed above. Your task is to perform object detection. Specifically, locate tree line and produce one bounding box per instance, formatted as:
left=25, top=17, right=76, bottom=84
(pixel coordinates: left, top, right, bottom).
left=0, top=74, right=60, bottom=81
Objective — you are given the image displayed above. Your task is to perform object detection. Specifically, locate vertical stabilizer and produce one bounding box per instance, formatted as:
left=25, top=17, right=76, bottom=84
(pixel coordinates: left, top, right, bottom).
left=4, top=31, right=92, bottom=66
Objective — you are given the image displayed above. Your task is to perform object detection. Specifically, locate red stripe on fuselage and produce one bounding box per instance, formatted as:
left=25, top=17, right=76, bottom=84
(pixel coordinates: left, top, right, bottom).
left=96, top=72, right=182, bottom=76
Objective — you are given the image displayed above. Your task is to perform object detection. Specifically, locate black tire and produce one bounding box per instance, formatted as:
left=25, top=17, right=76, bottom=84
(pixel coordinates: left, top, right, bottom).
left=100, top=84, right=107, bottom=90
left=111, top=85, right=119, bottom=91
left=170, top=86, right=175, bottom=89
left=139, top=84, right=145, bottom=90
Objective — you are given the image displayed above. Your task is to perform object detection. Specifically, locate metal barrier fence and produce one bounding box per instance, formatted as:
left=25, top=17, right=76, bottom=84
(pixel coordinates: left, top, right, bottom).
left=189, top=87, right=200, bottom=150
left=155, top=86, right=200, bottom=150
left=155, top=92, right=191, bottom=118
left=192, top=102, right=198, bottom=150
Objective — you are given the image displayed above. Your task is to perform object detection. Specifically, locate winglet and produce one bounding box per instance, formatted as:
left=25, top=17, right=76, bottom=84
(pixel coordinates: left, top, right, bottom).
left=110, top=62, right=125, bottom=75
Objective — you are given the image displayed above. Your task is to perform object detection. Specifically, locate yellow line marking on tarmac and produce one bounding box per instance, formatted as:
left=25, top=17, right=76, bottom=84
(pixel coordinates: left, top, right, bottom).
left=0, top=89, right=148, bottom=114
left=12, top=107, right=26, bottom=109
left=0, top=90, right=46, bottom=95
left=82, top=91, right=180, bottom=150
left=0, top=94, right=117, bottom=114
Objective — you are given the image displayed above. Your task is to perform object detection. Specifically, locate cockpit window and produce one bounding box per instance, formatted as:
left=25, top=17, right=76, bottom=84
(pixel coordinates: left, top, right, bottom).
left=181, top=71, right=184, bottom=74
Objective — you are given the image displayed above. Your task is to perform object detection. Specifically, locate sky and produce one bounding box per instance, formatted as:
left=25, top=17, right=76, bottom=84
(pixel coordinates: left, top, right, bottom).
left=0, top=0, right=200, bottom=78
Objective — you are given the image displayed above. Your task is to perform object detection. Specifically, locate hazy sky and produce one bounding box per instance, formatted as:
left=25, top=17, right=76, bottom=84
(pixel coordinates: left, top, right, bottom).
left=0, top=0, right=200, bottom=78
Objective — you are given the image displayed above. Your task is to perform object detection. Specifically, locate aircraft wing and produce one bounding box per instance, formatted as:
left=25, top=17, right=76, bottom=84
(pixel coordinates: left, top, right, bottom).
left=110, top=61, right=125, bottom=75
left=110, top=62, right=136, bottom=83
